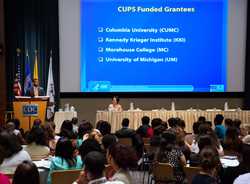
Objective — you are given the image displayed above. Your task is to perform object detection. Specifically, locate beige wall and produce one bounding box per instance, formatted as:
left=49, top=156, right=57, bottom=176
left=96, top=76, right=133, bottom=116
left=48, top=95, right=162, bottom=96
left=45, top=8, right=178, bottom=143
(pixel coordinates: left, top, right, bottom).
left=60, top=98, right=243, bottom=125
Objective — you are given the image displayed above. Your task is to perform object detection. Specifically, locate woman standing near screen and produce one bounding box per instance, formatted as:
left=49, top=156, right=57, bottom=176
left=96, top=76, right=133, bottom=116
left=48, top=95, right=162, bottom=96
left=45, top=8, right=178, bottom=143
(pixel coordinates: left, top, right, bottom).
left=108, top=96, right=123, bottom=112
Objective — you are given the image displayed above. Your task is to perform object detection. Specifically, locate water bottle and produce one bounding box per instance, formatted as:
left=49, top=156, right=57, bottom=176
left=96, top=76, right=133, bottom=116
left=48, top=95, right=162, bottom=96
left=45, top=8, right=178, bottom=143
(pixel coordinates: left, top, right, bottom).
left=130, top=102, right=134, bottom=110
left=224, top=102, right=228, bottom=111
left=171, top=102, right=175, bottom=111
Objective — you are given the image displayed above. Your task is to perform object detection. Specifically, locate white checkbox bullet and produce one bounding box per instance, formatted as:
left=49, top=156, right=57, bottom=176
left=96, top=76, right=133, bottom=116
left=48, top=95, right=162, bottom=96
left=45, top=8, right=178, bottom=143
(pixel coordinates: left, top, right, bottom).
left=98, top=37, right=104, bottom=42
left=98, top=57, right=104, bottom=62
left=98, top=27, right=104, bottom=32
left=98, top=47, right=104, bottom=52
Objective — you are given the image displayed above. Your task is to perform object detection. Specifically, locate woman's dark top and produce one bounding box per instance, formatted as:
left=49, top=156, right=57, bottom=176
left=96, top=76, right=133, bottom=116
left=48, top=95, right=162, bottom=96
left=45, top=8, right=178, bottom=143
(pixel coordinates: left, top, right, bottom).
left=192, top=174, right=217, bottom=184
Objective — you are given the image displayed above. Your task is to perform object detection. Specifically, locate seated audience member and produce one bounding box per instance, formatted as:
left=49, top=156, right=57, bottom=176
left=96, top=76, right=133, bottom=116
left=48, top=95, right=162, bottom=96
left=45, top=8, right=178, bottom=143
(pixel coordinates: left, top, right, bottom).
left=98, top=121, right=111, bottom=136
left=43, top=122, right=59, bottom=154
left=107, top=143, right=138, bottom=184
left=190, top=135, right=218, bottom=167
left=233, top=119, right=242, bottom=131
left=74, top=151, right=124, bottom=184
left=177, top=119, right=186, bottom=133
left=198, top=116, right=206, bottom=123
left=116, top=118, right=136, bottom=138
left=108, top=96, right=123, bottom=112
left=48, top=137, right=83, bottom=184
left=156, top=131, right=186, bottom=183
left=242, top=125, right=250, bottom=145
left=175, top=126, right=191, bottom=161
left=161, top=121, right=168, bottom=130
left=222, top=144, right=250, bottom=184
left=233, top=173, right=250, bottom=184
left=89, top=129, right=103, bottom=144
left=33, top=119, right=42, bottom=127
left=0, top=145, right=10, bottom=184
left=24, top=126, right=50, bottom=160
left=79, top=139, right=102, bottom=161
left=191, top=123, right=224, bottom=156
left=150, top=125, right=165, bottom=147
left=222, top=126, right=242, bottom=155
left=102, top=135, right=118, bottom=178
left=13, top=119, right=24, bottom=135
left=0, top=131, right=31, bottom=167
left=116, top=118, right=144, bottom=157
left=59, top=120, right=75, bottom=139
left=192, top=147, right=220, bottom=184
left=77, top=121, right=93, bottom=147
left=96, top=120, right=102, bottom=129
left=225, top=118, right=233, bottom=129
left=5, top=121, right=25, bottom=145
left=102, top=134, right=118, bottom=151
left=74, top=151, right=107, bottom=184
left=72, top=117, right=79, bottom=134
left=151, top=118, right=163, bottom=129
left=12, top=160, right=40, bottom=184
left=214, top=114, right=226, bottom=141
left=185, top=121, right=201, bottom=146
left=168, top=117, right=178, bottom=130
left=204, top=121, right=213, bottom=128
left=136, top=116, right=153, bottom=138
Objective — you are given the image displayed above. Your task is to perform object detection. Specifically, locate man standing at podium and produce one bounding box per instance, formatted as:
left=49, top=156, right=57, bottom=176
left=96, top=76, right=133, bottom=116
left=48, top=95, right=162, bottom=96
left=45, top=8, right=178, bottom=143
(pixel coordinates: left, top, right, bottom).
left=25, top=78, right=45, bottom=97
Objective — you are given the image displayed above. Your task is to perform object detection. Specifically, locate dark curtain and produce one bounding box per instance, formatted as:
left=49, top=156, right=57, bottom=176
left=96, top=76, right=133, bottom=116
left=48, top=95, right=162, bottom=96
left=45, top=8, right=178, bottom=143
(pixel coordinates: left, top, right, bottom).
left=4, top=0, right=60, bottom=110
left=244, top=2, right=250, bottom=109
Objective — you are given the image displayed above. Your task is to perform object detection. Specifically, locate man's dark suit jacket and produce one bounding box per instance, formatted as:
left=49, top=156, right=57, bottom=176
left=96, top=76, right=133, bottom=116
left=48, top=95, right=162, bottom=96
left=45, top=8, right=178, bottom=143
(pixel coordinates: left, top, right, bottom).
left=25, top=86, right=45, bottom=96
left=115, top=127, right=144, bottom=157
left=115, top=127, right=136, bottom=138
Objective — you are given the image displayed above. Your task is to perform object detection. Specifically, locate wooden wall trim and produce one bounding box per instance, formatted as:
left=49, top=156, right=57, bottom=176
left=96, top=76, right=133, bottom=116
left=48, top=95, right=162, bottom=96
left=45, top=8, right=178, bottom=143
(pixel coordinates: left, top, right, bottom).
left=0, top=0, right=7, bottom=124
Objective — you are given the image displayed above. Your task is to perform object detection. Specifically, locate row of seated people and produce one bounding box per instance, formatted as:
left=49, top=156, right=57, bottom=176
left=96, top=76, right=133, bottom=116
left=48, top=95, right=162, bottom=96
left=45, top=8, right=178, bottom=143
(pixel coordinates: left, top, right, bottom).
left=0, top=114, right=250, bottom=184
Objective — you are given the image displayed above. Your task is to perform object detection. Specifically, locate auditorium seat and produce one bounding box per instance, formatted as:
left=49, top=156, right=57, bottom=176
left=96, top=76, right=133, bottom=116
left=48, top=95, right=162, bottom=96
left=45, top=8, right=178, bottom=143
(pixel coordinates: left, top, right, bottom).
left=118, top=138, right=133, bottom=146
left=151, top=162, right=175, bottom=184
left=51, top=169, right=82, bottom=184
left=183, top=166, right=201, bottom=184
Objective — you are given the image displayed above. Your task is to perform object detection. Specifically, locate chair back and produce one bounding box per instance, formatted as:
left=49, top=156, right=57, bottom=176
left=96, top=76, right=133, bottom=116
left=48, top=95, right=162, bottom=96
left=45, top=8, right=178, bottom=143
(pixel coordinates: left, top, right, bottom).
left=51, top=169, right=82, bottom=184
left=143, top=138, right=150, bottom=144
left=152, top=162, right=174, bottom=183
left=183, top=166, right=201, bottom=184
left=118, top=138, right=132, bottom=146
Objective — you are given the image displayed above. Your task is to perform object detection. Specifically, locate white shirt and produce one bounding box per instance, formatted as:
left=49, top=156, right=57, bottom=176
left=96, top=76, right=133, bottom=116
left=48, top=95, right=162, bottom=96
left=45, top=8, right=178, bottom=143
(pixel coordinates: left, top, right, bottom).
left=111, top=169, right=132, bottom=184
left=13, top=129, right=20, bottom=136
left=0, top=149, right=31, bottom=167
left=72, top=177, right=124, bottom=184
left=191, top=140, right=224, bottom=156
left=89, top=177, right=107, bottom=184
left=233, top=173, right=250, bottom=184
left=108, top=104, right=122, bottom=112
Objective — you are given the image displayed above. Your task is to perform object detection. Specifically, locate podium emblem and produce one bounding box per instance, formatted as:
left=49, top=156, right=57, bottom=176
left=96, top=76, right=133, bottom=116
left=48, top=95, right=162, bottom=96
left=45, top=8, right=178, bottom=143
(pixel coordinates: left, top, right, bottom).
left=23, top=104, right=38, bottom=116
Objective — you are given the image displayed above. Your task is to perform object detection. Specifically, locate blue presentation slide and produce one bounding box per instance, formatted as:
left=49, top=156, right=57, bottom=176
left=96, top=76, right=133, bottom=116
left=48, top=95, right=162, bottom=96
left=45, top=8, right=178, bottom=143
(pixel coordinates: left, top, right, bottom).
left=80, top=0, right=227, bottom=92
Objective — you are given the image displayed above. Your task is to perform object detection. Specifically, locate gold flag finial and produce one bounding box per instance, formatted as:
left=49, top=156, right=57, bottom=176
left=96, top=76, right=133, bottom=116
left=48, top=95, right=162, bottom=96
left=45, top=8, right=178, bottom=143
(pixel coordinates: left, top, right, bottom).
left=16, top=48, right=21, bottom=56
left=16, top=48, right=21, bottom=53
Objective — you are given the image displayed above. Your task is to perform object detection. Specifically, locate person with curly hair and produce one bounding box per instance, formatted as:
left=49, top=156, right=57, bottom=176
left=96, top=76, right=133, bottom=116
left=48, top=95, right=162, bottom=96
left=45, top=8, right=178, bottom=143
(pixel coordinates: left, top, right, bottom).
left=106, top=143, right=138, bottom=184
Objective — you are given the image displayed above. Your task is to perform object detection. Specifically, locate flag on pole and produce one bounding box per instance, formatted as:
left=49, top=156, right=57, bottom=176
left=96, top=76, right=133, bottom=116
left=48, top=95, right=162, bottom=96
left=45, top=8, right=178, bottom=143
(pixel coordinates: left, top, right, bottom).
left=33, top=50, right=39, bottom=80
left=13, top=48, right=22, bottom=96
left=24, top=50, right=32, bottom=95
left=46, top=51, right=55, bottom=119
left=13, top=74, right=22, bottom=96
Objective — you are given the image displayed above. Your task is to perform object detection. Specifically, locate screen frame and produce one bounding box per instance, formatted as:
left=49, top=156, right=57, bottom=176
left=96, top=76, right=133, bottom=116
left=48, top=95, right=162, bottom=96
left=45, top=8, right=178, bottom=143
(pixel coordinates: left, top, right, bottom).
left=60, top=92, right=244, bottom=98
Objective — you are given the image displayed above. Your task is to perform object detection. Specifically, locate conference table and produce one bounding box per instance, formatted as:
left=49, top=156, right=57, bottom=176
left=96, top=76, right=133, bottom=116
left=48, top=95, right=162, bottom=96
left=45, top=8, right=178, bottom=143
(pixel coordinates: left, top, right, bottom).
left=96, top=109, right=250, bottom=133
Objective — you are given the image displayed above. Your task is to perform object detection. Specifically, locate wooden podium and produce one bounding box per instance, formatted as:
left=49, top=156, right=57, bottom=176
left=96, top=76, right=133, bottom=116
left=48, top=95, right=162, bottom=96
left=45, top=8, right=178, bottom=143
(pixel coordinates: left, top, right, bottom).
left=13, top=96, right=49, bottom=131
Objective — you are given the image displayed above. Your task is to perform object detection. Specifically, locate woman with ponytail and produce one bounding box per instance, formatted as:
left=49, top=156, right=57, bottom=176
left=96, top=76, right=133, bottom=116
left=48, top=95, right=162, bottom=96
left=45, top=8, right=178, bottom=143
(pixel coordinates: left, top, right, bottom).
left=192, top=147, right=220, bottom=184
